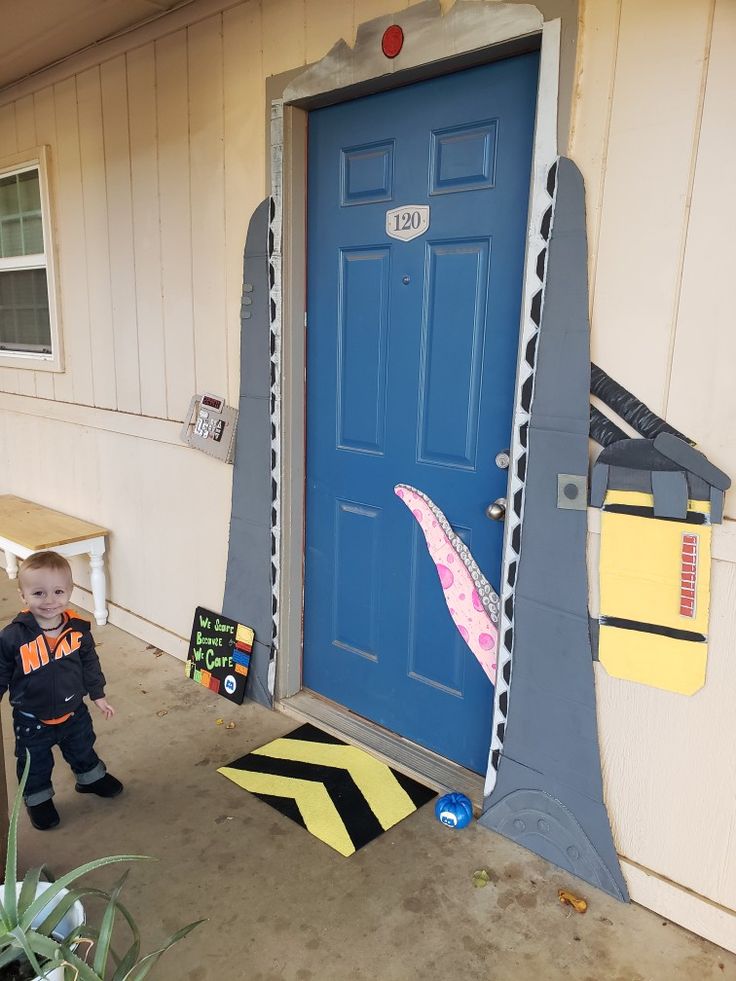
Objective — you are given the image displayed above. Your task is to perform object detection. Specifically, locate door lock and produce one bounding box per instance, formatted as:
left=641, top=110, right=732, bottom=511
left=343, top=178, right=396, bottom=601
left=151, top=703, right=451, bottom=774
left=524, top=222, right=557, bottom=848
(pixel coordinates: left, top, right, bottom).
left=485, top=498, right=507, bottom=521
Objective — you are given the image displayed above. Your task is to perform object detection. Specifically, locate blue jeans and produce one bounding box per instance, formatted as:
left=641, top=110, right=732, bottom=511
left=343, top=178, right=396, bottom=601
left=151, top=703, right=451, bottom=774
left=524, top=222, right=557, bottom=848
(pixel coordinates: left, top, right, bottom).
left=14, top=703, right=106, bottom=805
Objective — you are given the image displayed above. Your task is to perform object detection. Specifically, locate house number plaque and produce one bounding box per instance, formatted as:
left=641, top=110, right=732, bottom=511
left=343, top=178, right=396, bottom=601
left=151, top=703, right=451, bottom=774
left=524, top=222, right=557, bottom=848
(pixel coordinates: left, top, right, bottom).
left=386, top=205, right=430, bottom=242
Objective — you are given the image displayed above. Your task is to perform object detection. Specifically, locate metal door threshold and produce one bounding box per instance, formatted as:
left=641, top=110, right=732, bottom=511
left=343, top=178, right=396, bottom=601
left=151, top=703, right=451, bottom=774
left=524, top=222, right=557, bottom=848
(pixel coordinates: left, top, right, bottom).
left=276, top=690, right=485, bottom=810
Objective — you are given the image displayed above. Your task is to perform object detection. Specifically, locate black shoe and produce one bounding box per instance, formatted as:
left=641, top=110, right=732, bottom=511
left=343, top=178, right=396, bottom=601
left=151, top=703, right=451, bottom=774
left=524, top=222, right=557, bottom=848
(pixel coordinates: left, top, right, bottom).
left=75, top=773, right=123, bottom=798
left=27, top=799, right=60, bottom=830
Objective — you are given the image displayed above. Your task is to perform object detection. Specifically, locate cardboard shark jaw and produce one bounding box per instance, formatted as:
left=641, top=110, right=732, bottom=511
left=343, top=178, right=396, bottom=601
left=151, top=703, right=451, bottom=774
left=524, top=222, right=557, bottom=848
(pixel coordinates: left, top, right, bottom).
left=227, top=160, right=630, bottom=899
left=227, top=160, right=632, bottom=899
left=479, top=158, right=629, bottom=902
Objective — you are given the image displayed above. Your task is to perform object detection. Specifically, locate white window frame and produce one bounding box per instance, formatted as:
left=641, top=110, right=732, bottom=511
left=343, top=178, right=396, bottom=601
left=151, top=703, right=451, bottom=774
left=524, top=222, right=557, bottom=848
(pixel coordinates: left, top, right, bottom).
left=0, top=145, right=63, bottom=372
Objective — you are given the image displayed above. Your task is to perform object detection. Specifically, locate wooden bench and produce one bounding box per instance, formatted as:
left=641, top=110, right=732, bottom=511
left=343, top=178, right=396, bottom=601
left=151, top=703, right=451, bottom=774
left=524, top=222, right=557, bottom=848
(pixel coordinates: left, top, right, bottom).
left=0, top=495, right=109, bottom=625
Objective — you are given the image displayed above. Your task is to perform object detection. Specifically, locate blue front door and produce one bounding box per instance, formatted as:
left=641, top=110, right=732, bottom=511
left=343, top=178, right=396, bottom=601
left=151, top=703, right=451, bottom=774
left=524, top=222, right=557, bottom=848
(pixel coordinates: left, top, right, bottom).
left=304, top=54, right=539, bottom=773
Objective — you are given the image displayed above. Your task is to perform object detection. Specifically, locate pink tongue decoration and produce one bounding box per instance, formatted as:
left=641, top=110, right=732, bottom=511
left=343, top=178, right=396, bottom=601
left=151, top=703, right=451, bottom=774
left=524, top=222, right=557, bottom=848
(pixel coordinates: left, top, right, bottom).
left=394, top=484, right=500, bottom=684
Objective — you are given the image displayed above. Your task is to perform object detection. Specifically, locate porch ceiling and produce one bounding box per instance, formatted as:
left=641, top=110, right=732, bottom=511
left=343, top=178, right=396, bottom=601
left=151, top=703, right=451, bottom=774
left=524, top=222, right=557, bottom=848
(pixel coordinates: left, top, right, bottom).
left=0, top=0, right=191, bottom=92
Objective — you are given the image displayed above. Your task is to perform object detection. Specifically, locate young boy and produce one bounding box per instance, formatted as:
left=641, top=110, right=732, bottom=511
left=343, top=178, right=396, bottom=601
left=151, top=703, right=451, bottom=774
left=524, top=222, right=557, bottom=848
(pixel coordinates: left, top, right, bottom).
left=0, top=550, right=123, bottom=830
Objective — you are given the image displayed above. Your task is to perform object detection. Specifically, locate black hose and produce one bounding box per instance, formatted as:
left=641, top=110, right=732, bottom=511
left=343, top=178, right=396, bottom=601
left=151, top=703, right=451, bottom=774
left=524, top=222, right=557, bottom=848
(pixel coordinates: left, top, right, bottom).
left=590, top=364, right=694, bottom=445
left=589, top=405, right=628, bottom=447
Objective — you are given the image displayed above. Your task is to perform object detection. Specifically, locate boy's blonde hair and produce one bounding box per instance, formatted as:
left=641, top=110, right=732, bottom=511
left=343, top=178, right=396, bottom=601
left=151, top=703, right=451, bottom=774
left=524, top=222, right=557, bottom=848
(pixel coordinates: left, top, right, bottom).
left=18, top=551, right=72, bottom=584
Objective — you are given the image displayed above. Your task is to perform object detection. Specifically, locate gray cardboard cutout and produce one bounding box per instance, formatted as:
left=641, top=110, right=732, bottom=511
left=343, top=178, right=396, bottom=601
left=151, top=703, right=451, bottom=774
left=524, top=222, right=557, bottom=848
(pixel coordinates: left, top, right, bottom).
left=651, top=470, right=688, bottom=519
left=653, top=432, right=731, bottom=492
left=710, top=486, right=724, bottom=524
left=589, top=462, right=609, bottom=509
left=480, top=158, right=629, bottom=902
left=222, top=199, right=274, bottom=708
left=599, top=438, right=724, bottom=507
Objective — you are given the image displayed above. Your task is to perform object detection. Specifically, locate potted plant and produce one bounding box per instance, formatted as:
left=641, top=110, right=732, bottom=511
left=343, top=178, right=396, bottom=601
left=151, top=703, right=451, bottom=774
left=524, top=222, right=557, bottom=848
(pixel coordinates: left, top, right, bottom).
left=0, top=755, right=203, bottom=980
left=0, top=876, right=85, bottom=981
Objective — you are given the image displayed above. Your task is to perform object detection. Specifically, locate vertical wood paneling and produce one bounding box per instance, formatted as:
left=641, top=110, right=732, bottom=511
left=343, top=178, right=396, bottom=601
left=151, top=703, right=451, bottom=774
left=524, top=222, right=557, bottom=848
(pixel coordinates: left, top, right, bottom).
left=571, top=0, right=736, bottom=921
left=224, top=1, right=265, bottom=407
left=598, top=556, right=736, bottom=910
left=354, top=0, right=406, bottom=28
left=305, top=0, right=354, bottom=62
left=101, top=55, right=141, bottom=414
left=31, top=87, right=57, bottom=401
left=0, top=102, right=16, bottom=158
left=0, top=412, right=6, bottom=476
left=127, top=43, right=166, bottom=419
left=568, top=0, right=621, bottom=294
left=94, top=426, right=147, bottom=615
left=590, top=0, right=712, bottom=414
left=156, top=30, right=195, bottom=420
left=0, top=103, right=20, bottom=396
left=76, top=67, right=117, bottom=410
left=188, top=16, right=228, bottom=397
left=53, top=77, right=94, bottom=406
left=13, top=96, right=35, bottom=153
left=136, top=441, right=232, bottom=626
left=263, top=0, right=306, bottom=77
left=666, top=0, right=736, bottom=508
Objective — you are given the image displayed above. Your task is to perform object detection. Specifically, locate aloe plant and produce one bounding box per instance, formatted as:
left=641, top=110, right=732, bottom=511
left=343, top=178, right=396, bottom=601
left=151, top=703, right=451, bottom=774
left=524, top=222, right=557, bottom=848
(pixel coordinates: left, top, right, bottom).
left=0, top=754, right=204, bottom=980
left=55, top=872, right=203, bottom=981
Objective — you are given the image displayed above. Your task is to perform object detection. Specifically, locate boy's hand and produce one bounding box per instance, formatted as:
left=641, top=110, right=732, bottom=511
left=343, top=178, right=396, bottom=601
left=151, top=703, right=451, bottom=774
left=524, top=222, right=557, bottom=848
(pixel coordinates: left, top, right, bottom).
left=93, top=697, right=115, bottom=719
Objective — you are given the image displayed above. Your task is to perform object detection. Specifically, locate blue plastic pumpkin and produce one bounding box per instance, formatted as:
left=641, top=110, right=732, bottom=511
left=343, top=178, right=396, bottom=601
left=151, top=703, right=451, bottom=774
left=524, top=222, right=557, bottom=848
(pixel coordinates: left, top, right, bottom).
left=435, top=792, right=473, bottom=829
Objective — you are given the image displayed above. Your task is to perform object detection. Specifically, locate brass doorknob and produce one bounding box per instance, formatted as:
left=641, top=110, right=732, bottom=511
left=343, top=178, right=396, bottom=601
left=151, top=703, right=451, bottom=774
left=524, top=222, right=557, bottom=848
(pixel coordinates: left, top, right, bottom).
left=485, top=498, right=507, bottom=521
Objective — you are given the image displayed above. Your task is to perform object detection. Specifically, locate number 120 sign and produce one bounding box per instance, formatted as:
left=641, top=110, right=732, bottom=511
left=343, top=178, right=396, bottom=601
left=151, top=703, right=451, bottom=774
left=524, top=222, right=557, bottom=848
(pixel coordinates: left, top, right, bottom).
left=386, top=205, right=430, bottom=242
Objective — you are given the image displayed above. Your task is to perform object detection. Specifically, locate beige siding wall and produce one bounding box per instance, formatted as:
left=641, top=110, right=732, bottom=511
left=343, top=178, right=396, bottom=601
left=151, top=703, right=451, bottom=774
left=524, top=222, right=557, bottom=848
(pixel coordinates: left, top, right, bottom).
left=574, top=0, right=735, bottom=494
left=572, top=0, right=736, bottom=933
left=0, top=0, right=734, bottom=940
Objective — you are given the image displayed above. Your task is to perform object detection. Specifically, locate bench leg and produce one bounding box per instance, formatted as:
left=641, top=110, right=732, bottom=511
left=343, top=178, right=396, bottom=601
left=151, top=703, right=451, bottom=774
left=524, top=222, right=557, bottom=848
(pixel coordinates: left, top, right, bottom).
left=88, top=541, right=108, bottom=626
left=5, top=550, right=18, bottom=580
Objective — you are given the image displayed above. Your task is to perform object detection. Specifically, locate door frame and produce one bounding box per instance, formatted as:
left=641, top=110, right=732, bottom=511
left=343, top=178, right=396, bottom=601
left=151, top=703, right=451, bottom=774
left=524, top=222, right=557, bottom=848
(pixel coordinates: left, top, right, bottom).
left=272, top=2, right=562, bottom=769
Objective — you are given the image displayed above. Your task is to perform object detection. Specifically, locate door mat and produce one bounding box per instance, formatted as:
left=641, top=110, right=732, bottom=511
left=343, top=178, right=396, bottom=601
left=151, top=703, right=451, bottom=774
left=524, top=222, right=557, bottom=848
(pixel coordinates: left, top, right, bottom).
left=218, top=723, right=437, bottom=856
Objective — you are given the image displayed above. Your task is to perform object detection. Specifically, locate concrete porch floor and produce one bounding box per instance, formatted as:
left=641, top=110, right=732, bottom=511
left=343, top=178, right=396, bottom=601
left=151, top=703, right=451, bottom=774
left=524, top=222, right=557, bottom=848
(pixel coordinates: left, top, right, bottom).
left=1, top=582, right=735, bottom=981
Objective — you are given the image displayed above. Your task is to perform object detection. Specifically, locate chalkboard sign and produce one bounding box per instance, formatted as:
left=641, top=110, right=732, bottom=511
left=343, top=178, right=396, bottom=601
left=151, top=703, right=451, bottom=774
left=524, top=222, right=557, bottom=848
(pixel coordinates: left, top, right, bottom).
left=185, top=606, right=254, bottom=704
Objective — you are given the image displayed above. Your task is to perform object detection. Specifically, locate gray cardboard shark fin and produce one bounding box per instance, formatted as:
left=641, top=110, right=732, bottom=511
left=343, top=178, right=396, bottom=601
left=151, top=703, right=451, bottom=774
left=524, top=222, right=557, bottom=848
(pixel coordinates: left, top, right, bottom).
left=480, top=158, right=629, bottom=902
left=222, top=198, right=274, bottom=708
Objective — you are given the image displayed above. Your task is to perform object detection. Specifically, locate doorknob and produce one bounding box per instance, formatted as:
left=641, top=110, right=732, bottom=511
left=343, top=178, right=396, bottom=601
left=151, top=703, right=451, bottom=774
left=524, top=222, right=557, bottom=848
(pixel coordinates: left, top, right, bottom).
left=485, top=498, right=506, bottom=521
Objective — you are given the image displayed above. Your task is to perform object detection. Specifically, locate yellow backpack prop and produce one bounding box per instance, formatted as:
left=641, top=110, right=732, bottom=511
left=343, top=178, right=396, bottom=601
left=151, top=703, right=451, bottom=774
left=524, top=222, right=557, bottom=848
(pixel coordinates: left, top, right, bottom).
left=591, top=432, right=730, bottom=695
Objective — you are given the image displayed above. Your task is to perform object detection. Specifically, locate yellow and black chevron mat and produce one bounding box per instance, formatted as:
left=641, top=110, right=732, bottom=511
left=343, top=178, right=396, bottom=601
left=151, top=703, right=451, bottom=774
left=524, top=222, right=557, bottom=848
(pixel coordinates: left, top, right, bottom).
left=218, top=723, right=437, bottom=856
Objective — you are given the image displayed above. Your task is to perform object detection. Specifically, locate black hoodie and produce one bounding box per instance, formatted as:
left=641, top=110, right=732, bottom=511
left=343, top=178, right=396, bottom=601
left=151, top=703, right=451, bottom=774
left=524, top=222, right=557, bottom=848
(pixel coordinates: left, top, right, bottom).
left=0, top=610, right=106, bottom=720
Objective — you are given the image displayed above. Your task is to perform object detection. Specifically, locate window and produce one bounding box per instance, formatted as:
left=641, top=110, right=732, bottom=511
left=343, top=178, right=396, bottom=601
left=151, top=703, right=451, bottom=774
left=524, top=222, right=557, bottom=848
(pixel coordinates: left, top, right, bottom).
left=0, top=147, right=61, bottom=370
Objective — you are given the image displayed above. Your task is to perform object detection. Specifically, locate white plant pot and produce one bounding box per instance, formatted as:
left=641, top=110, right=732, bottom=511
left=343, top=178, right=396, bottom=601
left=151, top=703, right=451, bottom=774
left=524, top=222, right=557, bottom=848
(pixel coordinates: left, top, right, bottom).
left=2, top=882, right=85, bottom=981
left=32, top=966, right=65, bottom=981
